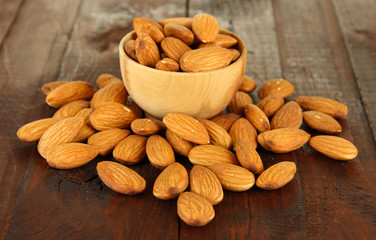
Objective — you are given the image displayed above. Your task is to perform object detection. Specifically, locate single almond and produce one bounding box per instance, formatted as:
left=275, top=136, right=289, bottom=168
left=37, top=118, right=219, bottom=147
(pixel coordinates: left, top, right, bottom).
left=229, top=48, right=241, bottom=62
left=188, top=145, right=238, bottom=166
left=192, top=13, right=219, bottom=43
left=309, top=135, right=358, bottom=160
left=126, top=97, right=144, bottom=119
left=90, top=102, right=136, bottom=130
left=96, top=74, right=122, bottom=89
left=258, top=79, right=294, bottom=100
left=256, top=95, right=285, bottom=117
left=211, top=34, right=238, bottom=48
left=124, top=40, right=138, bottom=61
left=161, top=37, right=191, bottom=62
left=144, top=112, right=166, bottom=129
left=207, top=163, right=255, bottom=192
left=74, top=108, right=92, bottom=124
left=227, top=91, right=253, bottom=115
left=229, top=118, right=258, bottom=149
left=46, top=81, right=94, bottom=108
left=239, top=75, right=256, bottom=93
left=131, top=118, right=161, bottom=136
left=135, top=32, right=161, bottom=67
left=146, top=134, right=175, bottom=169
left=17, top=118, right=59, bottom=143
left=113, top=135, right=147, bottom=165
left=144, top=23, right=165, bottom=43
left=257, top=128, right=310, bottom=153
left=177, top=191, right=215, bottom=227
left=210, top=113, right=241, bottom=131
left=303, top=111, right=342, bottom=134
left=133, top=17, right=164, bottom=43
left=97, top=161, right=146, bottom=195
left=235, top=139, right=264, bottom=175
left=165, top=128, right=194, bottom=157
left=164, top=24, right=194, bottom=45
left=256, top=161, right=296, bottom=190
left=271, top=101, right=302, bottom=129
left=88, top=128, right=130, bottom=156
left=53, top=100, right=89, bottom=119
left=46, top=143, right=98, bottom=169
left=90, top=81, right=127, bottom=108
left=41, top=81, right=69, bottom=95
left=153, top=162, right=188, bottom=200
left=245, top=104, right=270, bottom=133
left=163, top=113, right=210, bottom=145
left=199, top=119, right=232, bottom=149
left=180, top=48, right=233, bottom=72
left=295, top=96, right=348, bottom=118
left=159, top=17, right=193, bottom=29
left=155, top=58, right=180, bottom=72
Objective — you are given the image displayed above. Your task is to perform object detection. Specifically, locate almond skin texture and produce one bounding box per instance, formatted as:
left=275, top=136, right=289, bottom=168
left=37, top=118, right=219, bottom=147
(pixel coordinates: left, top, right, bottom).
left=271, top=101, right=303, bottom=129
left=96, top=74, right=122, bottom=89
left=153, top=162, right=189, bottom=200
left=88, top=128, right=131, bottom=156
left=207, top=163, right=255, bottom=192
left=229, top=48, right=241, bottom=62
left=256, top=95, right=285, bottom=117
left=124, top=40, right=138, bottom=61
left=163, top=113, right=210, bottom=145
left=144, top=23, right=165, bottom=43
left=155, top=58, right=180, bottom=72
left=256, top=161, right=297, bottom=190
left=146, top=134, right=175, bottom=169
left=235, top=139, right=264, bottom=175
left=90, top=102, right=136, bottom=130
left=97, top=161, right=146, bottom=195
left=211, top=34, right=238, bottom=48
left=74, top=108, right=92, bottom=124
left=177, top=192, right=215, bottom=227
left=72, top=123, right=96, bottom=142
left=53, top=100, right=89, bottom=119
left=245, top=104, right=270, bottom=133
left=190, top=165, right=223, bottom=205
left=133, top=17, right=164, bottom=42
left=210, top=113, right=241, bottom=131
left=198, top=42, right=221, bottom=49
left=192, top=13, right=219, bottom=43
left=165, top=129, right=194, bottom=157
left=295, top=96, right=348, bottom=118
left=131, top=118, right=161, bottom=136
left=46, top=143, right=98, bottom=169
left=239, top=75, right=256, bottom=93
left=303, top=111, right=342, bottom=134
left=17, top=118, right=59, bottom=143
left=180, top=48, right=233, bottom=72
left=257, top=128, right=311, bottom=153
left=37, top=117, right=84, bottom=158
left=46, top=81, right=94, bottom=108
left=41, top=81, right=69, bottom=95
left=161, top=37, right=191, bottom=62
left=159, top=17, right=193, bottom=29
left=164, top=24, right=194, bottom=45
left=188, top=145, right=238, bottom=166
left=258, top=79, right=294, bottom=100
left=200, top=119, right=232, bottom=149
left=309, top=135, right=358, bottom=160
left=90, top=81, right=127, bottom=108
left=135, top=32, right=160, bottom=67
left=113, top=135, right=147, bottom=165
left=229, top=118, right=258, bottom=149
left=227, top=91, right=253, bottom=115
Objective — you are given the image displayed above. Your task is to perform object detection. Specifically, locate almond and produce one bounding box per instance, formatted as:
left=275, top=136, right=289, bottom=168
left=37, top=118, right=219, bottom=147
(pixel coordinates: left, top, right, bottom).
left=133, top=17, right=164, bottom=43
left=188, top=145, right=238, bottom=166
left=146, top=134, right=175, bottom=169
left=161, top=37, right=191, bottom=62
left=295, top=96, right=348, bottom=118
left=165, top=128, right=194, bottom=157
left=144, top=23, right=165, bottom=43
left=180, top=48, right=233, bottom=72
left=90, top=81, right=127, bottom=108
left=303, top=111, right=342, bottom=134
left=256, top=95, right=284, bottom=117
left=131, top=118, right=161, bottom=136
left=124, top=40, right=138, bottom=61
left=227, top=91, right=253, bottom=115
left=97, top=161, right=146, bottom=195
left=211, top=34, right=238, bottom=48
left=135, top=32, right=160, bottom=67
left=256, top=161, right=296, bottom=190
left=74, top=108, right=92, bottom=123
left=46, top=143, right=98, bottom=169
left=96, top=74, right=122, bottom=89
left=271, top=101, right=302, bottom=129
left=46, top=81, right=94, bottom=108
left=309, top=135, right=358, bottom=160
left=245, top=104, right=270, bottom=133
left=258, top=79, right=294, bottom=100
left=90, top=102, right=136, bottom=130
left=113, top=135, right=147, bottom=165
left=17, top=118, right=59, bottom=143
left=199, top=119, right=232, bottom=149
left=153, top=162, right=188, bottom=200
left=72, top=123, right=96, bottom=142
left=53, top=100, right=89, bottom=119
left=239, top=75, right=256, bottom=93
left=229, top=118, right=258, bottom=149
left=144, top=112, right=166, bottom=129
left=210, top=113, right=241, bottom=131
left=235, top=139, right=264, bottom=175
left=159, top=17, right=193, bottom=29
left=229, top=48, right=241, bottom=62
left=41, top=81, right=69, bottom=95
left=257, top=128, right=310, bottom=153
left=88, top=128, right=130, bottom=156
left=207, top=163, right=255, bottom=191
left=126, top=97, right=144, bottom=119
left=155, top=58, right=180, bottom=72
left=177, top=191, right=215, bottom=227
left=164, top=24, right=194, bottom=45
left=190, top=165, right=223, bottom=205
left=197, top=43, right=221, bottom=49
left=37, top=117, right=84, bottom=158
left=192, top=13, right=219, bottom=43
left=163, top=113, right=210, bottom=145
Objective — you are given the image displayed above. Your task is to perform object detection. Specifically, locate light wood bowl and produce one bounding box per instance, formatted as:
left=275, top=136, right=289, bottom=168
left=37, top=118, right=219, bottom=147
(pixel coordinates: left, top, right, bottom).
left=119, top=29, right=247, bottom=120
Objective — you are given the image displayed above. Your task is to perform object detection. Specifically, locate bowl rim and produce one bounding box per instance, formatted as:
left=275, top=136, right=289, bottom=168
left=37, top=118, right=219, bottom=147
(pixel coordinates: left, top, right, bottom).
left=119, top=28, right=247, bottom=75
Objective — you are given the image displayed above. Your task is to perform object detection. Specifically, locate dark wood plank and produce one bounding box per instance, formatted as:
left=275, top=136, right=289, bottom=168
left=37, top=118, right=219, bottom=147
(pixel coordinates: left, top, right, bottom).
left=332, top=0, right=376, bottom=142
left=0, top=0, right=24, bottom=45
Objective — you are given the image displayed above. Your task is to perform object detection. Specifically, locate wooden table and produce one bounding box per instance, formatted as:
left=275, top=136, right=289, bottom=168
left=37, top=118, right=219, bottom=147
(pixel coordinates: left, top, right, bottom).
left=1, top=0, right=376, bottom=239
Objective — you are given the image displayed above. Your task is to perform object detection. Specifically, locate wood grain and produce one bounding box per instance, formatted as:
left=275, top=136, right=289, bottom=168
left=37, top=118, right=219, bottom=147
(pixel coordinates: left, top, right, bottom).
left=0, top=0, right=24, bottom=46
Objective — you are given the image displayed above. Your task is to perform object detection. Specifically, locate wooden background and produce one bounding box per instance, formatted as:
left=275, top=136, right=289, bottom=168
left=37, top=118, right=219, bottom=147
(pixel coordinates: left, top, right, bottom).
left=1, top=0, right=376, bottom=239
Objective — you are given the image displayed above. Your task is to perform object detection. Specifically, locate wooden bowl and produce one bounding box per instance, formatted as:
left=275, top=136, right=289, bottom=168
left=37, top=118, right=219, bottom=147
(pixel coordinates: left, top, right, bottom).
left=119, top=29, right=247, bottom=120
